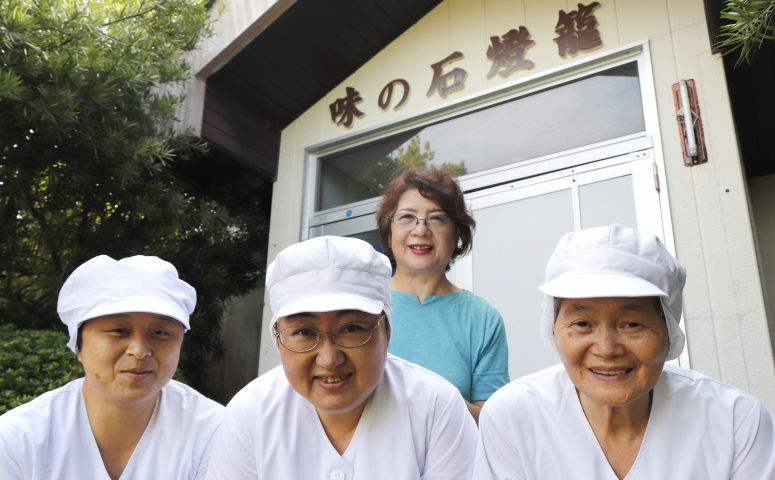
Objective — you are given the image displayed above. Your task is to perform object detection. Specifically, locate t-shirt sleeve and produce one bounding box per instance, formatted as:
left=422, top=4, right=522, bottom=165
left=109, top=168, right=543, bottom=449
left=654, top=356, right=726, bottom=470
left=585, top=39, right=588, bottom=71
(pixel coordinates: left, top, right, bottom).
left=471, top=305, right=510, bottom=401
left=421, top=384, right=478, bottom=479
left=205, top=399, right=259, bottom=480
left=730, top=399, right=775, bottom=480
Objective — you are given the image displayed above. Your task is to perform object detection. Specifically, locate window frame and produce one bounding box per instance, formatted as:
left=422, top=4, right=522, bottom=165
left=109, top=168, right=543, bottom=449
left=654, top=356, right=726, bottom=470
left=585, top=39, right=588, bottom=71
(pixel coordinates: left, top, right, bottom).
left=301, top=40, right=667, bottom=242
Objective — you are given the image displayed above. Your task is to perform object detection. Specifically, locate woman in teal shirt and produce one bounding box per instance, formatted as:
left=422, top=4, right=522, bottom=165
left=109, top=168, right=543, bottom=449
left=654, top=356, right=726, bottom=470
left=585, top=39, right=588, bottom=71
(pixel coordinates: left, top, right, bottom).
left=377, top=167, right=509, bottom=422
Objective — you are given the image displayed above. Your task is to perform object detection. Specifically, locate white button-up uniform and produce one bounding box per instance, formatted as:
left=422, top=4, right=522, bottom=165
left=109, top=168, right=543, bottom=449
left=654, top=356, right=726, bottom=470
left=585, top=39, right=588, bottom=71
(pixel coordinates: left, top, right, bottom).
left=207, top=354, right=477, bottom=479
left=0, top=378, right=223, bottom=479
left=474, top=364, right=775, bottom=480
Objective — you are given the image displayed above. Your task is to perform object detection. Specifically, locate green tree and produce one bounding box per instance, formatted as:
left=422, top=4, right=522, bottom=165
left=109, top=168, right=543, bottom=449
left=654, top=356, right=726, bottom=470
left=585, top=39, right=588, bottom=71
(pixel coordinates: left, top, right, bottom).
left=0, top=0, right=270, bottom=396
left=717, top=0, right=775, bottom=65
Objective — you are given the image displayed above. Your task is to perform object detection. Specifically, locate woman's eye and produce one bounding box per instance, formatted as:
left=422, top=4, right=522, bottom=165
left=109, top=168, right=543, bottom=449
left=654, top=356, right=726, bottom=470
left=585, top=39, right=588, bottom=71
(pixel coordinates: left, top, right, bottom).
left=340, top=323, right=367, bottom=334
left=291, top=328, right=315, bottom=337
left=153, top=330, right=171, bottom=336
left=397, top=213, right=416, bottom=221
left=572, top=321, right=590, bottom=328
left=623, top=321, right=641, bottom=328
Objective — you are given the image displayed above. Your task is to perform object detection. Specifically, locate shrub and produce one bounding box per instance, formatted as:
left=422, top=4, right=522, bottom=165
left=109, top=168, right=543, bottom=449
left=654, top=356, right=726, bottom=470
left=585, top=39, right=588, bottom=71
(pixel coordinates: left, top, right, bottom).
left=0, top=325, right=80, bottom=415
left=0, top=324, right=190, bottom=415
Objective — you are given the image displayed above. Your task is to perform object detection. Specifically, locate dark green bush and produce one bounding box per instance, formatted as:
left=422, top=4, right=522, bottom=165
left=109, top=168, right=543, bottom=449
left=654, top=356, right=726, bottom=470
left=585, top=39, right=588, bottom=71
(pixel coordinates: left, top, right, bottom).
left=0, top=324, right=189, bottom=415
left=0, top=325, right=80, bottom=415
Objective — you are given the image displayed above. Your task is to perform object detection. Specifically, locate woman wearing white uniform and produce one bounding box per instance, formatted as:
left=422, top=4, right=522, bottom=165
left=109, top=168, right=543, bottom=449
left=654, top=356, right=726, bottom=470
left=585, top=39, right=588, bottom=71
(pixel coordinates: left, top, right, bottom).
left=0, top=255, right=223, bottom=480
left=206, top=236, right=477, bottom=479
left=474, top=224, right=775, bottom=480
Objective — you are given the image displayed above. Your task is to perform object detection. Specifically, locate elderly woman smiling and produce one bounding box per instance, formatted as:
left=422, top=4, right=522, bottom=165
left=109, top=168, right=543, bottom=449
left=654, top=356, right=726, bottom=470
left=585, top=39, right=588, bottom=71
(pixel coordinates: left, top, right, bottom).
left=474, top=224, right=775, bottom=480
left=206, top=236, right=477, bottom=479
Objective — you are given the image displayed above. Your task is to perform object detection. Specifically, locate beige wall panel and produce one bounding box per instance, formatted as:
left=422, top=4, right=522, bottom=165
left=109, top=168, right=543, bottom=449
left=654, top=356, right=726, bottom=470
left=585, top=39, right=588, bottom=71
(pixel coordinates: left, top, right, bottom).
left=359, top=31, right=422, bottom=126
left=524, top=0, right=567, bottom=72
left=712, top=314, right=749, bottom=390
left=411, top=2, right=456, bottom=112
left=267, top=150, right=303, bottom=252
left=278, top=113, right=297, bottom=160
left=448, top=0, right=489, bottom=94
left=594, top=0, right=621, bottom=51
left=689, top=166, right=737, bottom=315
left=314, top=87, right=356, bottom=146
left=642, top=44, right=713, bottom=333
left=667, top=0, right=708, bottom=32
left=484, top=0, right=525, bottom=33
left=614, top=0, right=670, bottom=44
left=643, top=35, right=717, bottom=321
left=684, top=316, right=722, bottom=379
left=260, top=148, right=302, bottom=375
left=481, top=0, right=543, bottom=89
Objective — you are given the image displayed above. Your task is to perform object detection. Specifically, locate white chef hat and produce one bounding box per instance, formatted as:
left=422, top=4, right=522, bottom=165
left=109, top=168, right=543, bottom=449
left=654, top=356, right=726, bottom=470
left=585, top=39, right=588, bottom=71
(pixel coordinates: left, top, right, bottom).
left=57, top=255, right=196, bottom=352
left=538, top=224, right=687, bottom=360
left=266, top=236, right=392, bottom=338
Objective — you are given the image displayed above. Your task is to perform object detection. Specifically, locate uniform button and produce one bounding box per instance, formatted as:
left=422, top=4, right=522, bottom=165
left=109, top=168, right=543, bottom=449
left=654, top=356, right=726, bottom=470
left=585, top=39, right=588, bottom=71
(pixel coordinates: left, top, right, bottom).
left=329, top=468, right=345, bottom=480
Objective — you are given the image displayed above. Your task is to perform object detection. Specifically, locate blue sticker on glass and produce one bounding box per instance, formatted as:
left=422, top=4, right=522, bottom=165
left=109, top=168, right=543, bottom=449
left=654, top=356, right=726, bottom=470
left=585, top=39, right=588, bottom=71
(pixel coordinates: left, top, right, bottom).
left=346, top=209, right=352, bottom=217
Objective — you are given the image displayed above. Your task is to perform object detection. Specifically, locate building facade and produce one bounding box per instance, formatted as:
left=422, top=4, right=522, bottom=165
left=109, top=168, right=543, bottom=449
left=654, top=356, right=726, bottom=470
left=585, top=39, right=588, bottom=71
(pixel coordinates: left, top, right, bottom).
left=182, top=0, right=775, bottom=412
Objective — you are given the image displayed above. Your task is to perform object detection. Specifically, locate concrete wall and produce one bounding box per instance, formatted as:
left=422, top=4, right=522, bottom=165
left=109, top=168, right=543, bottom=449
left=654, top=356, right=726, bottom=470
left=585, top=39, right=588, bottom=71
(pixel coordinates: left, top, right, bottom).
left=255, top=0, right=775, bottom=411
left=208, top=289, right=264, bottom=403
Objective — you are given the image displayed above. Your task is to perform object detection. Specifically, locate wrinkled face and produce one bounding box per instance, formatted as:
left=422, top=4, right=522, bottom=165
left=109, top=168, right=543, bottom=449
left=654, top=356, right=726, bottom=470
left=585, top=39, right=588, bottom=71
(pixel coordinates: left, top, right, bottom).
left=77, top=312, right=184, bottom=408
left=277, top=310, right=388, bottom=420
left=554, top=297, right=668, bottom=409
left=389, top=188, right=456, bottom=276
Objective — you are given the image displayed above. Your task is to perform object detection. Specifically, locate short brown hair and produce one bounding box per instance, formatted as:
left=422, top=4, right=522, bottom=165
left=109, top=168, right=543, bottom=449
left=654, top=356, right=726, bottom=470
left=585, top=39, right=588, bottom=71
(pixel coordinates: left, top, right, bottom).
left=376, top=167, right=475, bottom=271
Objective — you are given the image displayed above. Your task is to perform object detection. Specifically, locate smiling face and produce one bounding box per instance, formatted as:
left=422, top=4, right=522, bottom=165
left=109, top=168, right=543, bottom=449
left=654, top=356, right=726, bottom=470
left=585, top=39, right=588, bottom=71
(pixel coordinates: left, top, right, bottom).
left=553, top=297, right=669, bottom=409
left=389, top=188, right=457, bottom=278
left=77, top=312, right=184, bottom=409
left=277, top=310, right=388, bottom=424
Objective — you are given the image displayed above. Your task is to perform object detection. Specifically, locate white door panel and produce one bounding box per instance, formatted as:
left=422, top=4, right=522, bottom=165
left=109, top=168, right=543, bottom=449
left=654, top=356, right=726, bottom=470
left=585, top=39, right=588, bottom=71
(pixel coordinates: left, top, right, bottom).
left=453, top=152, right=665, bottom=380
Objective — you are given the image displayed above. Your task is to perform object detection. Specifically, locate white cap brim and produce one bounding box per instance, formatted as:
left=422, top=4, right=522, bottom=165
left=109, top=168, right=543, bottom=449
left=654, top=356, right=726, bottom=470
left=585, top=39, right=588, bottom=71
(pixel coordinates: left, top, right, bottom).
left=66, top=295, right=191, bottom=352
left=539, top=272, right=668, bottom=299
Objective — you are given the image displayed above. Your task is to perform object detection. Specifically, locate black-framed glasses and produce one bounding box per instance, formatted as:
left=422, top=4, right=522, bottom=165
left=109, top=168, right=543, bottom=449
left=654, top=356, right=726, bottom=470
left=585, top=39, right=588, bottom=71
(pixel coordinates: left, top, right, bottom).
left=274, top=315, right=385, bottom=353
left=389, top=212, right=451, bottom=230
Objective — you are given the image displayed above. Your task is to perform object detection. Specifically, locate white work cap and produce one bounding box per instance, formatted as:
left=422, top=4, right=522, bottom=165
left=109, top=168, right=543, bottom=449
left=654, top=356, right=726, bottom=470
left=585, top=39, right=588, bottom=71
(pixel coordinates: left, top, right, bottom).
left=266, top=236, right=392, bottom=335
left=57, top=255, right=196, bottom=352
left=539, top=224, right=687, bottom=360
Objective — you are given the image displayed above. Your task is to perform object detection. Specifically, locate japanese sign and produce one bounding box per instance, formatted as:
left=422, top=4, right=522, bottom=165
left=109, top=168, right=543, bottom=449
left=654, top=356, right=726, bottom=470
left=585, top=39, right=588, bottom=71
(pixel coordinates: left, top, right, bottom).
left=329, top=2, right=603, bottom=128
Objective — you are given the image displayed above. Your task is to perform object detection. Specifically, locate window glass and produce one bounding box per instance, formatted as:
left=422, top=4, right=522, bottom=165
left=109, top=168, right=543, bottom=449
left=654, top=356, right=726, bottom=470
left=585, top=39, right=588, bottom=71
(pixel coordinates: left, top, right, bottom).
left=317, top=62, right=644, bottom=212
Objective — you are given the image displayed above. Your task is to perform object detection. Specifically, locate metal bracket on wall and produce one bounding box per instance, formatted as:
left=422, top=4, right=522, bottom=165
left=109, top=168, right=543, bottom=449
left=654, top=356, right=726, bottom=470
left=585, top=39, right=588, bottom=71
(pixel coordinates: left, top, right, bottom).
left=672, top=79, right=708, bottom=166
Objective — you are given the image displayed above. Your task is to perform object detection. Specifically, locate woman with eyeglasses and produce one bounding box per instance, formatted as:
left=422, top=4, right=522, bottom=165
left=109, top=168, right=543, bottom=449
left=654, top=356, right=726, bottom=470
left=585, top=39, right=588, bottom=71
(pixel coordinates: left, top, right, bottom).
left=376, top=167, right=509, bottom=422
left=205, top=236, right=477, bottom=479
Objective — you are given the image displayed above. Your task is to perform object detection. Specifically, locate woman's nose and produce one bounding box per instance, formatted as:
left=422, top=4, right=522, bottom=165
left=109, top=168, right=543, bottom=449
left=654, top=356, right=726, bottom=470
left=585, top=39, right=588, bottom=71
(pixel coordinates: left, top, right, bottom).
left=590, top=328, right=624, bottom=357
left=410, top=218, right=431, bottom=234
left=127, top=334, right=152, bottom=359
left=315, top=335, right=345, bottom=368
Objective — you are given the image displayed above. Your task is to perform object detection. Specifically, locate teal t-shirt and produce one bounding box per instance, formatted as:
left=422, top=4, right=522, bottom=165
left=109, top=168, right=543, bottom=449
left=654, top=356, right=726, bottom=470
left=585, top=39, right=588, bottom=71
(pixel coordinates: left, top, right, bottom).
left=387, top=290, right=510, bottom=401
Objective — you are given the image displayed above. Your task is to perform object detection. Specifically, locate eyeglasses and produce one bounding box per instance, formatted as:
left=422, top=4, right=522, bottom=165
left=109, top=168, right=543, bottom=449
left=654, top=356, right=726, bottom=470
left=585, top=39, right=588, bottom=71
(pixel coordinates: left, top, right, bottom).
left=389, top=212, right=451, bottom=230
left=274, top=315, right=386, bottom=353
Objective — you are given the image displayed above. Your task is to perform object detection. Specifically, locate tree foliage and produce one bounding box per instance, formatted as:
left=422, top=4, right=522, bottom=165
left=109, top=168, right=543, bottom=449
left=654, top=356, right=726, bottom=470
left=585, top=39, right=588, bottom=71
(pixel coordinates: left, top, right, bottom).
left=0, top=0, right=271, bottom=397
left=718, top=0, right=775, bottom=65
